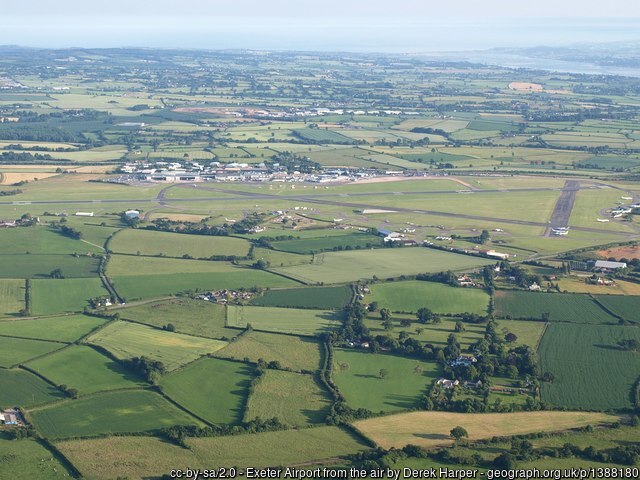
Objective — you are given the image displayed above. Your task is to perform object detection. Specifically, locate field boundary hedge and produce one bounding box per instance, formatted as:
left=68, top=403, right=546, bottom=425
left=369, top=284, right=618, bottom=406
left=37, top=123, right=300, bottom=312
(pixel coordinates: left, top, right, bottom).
left=36, top=437, right=83, bottom=479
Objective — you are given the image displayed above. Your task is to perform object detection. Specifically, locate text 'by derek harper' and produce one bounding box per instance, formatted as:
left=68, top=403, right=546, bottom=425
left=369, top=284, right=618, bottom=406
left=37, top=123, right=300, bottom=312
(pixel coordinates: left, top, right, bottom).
left=245, top=467, right=476, bottom=479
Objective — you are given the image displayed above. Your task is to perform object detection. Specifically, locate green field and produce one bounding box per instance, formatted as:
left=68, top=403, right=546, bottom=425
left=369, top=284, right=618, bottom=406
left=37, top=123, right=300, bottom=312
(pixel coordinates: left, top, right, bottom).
left=332, top=349, right=439, bottom=412
left=271, top=233, right=383, bottom=254
left=0, top=279, right=25, bottom=317
left=594, top=295, right=640, bottom=323
left=56, top=427, right=368, bottom=479
left=119, top=298, right=233, bottom=339
left=244, top=370, right=331, bottom=426
left=85, top=321, right=227, bottom=370
left=30, top=277, right=109, bottom=315
left=25, top=345, right=145, bottom=394
left=29, top=389, right=201, bottom=439
left=0, top=314, right=105, bottom=342
left=226, top=305, right=341, bottom=336
left=215, top=330, right=322, bottom=371
left=273, top=248, right=494, bottom=284
left=538, top=323, right=640, bottom=410
left=0, top=226, right=102, bottom=254
left=0, top=368, right=64, bottom=408
left=0, top=336, right=64, bottom=367
left=250, top=285, right=353, bottom=309
left=0, top=254, right=100, bottom=278
left=0, top=432, right=73, bottom=479
left=368, top=280, right=490, bottom=314
left=160, top=357, right=254, bottom=425
left=494, top=290, right=618, bottom=324
left=110, top=229, right=251, bottom=258
left=294, top=127, right=355, bottom=144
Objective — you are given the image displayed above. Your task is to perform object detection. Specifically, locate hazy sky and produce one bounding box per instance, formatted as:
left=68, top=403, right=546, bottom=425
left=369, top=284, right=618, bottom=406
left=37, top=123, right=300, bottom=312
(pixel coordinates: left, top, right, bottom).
left=3, top=1, right=640, bottom=51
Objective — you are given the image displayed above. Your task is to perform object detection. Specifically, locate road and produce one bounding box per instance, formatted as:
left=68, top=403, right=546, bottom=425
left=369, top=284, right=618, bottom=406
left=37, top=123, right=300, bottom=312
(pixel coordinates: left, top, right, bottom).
left=544, top=180, right=580, bottom=237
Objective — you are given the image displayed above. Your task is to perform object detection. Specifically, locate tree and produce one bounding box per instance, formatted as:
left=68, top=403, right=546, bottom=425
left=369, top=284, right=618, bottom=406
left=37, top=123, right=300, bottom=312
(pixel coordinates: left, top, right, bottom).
left=450, top=426, right=469, bottom=441
left=379, top=368, right=389, bottom=379
left=367, top=301, right=378, bottom=312
left=164, top=323, right=176, bottom=332
left=400, top=318, right=412, bottom=328
left=380, top=308, right=391, bottom=322
left=50, top=268, right=64, bottom=279
left=454, top=321, right=465, bottom=332
left=416, top=307, right=434, bottom=324
left=479, top=229, right=490, bottom=244
left=383, top=318, right=394, bottom=331
left=505, top=332, right=518, bottom=343
left=493, top=453, right=516, bottom=470
left=618, top=339, right=640, bottom=351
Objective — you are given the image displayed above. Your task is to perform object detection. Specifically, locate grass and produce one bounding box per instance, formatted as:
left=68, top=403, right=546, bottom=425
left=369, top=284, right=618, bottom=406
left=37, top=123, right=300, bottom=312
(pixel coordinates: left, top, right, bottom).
left=494, top=290, right=619, bottom=324
left=29, top=389, right=201, bottom=439
left=119, top=298, right=233, bottom=339
left=354, top=410, right=617, bottom=450
left=0, top=226, right=102, bottom=254
left=557, top=276, right=640, bottom=296
left=25, top=345, right=145, bottom=394
left=494, top=319, right=548, bottom=349
left=271, top=233, right=383, bottom=254
left=0, top=279, right=25, bottom=317
left=0, top=368, right=64, bottom=408
left=0, top=431, right=73, bottom=479
left=85, top=321, right=227, bottom=370
left=226, top=305, right=342, bottom=336
left=56, top=427, right=369, bottom=479
left=110, top=229, right=251, bottom=258
left=273, top=248, right=494, bottom=284
left=537, top=323, right=640, bottom=410
left=368, top=281, right=490, bottom=315
left=593, top=295, right=640, bottom=323
left=332, top=349, right=439, bottom=413
left=215, top=330, right=323, bottom=372
left=244, top=370, right=331, bottom=426
left=0, top=314, right=106, bottom=342
left=30, top=278, right=109, bottom=315
left=0, top=254, right=100, bottom=279
left=160, top=357, right=254, bottom=425
left=0, top=336, right=64, bottom=367
left=250, top=285, right=353, bottom=309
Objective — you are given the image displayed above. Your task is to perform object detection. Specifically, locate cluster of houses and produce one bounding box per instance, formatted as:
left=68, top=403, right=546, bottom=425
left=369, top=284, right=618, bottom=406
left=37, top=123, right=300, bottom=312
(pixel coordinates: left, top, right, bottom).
left=436, top=378, right=483, bottom=390
left=448, top=355, right=478, bottom=368
left=196, top=289, right=253, bottom=304
left=0, top=408, right=22, bottom=426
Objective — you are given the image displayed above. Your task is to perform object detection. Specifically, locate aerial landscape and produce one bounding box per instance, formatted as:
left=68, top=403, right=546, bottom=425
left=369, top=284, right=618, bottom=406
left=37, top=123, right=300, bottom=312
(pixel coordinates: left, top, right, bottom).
left=1, top=2, right=640, bottom=479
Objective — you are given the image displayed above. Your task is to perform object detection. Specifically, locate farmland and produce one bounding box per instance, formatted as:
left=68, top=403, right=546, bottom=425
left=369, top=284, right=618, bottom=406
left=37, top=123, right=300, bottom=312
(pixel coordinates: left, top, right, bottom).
left=271, top=232, right=383, bottom=254
left=30, top=278, right=109, bottom=315
left=593, top=295, right=640, bottom=323
left=226, top=305, right=342, bottom=336
left=0, top=279, right=25, bottom=316
left=0, top=314, right=105, bottom=342
left=0, top=432, right=73, bottom=479
left=537, top=323, right=640, bottom=410
left=0, top=336, right=65, bottom=367
left=0, top=368, right=64, bottom=408
left=0, top=254, right=100, bottom=279
left=85, top=321, right=228, bottom=370
left=250, top=285, right=353, bottom=309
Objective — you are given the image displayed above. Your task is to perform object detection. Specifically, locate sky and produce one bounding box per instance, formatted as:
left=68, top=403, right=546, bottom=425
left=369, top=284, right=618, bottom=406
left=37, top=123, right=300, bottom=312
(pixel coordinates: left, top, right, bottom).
left=2, top=1, right=640, bottom=51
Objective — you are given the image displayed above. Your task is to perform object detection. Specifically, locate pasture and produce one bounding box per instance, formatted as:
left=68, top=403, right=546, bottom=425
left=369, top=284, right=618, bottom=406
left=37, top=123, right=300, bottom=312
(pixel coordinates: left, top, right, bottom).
left=30, top=277, right=109, bottom=315
left=29, top=389, right=201, bottom=439
left=354, top=411, right=617, bottom=450
left=0, top=368, right=64, bottom=408
left=25, top=345, right=145, bottom=394
left=0, top=254, right=100, bottom=279
left=0, top=278, right=25, bottom=317
left=250, top=285, right=353, bottom=309
left=119, top=298, right=232, bottom=339
left=0, top=226, right=102, bottom=254
left=273, top=248, right=494, bottom=284
left=109, top=229, right=251, bottom=258
left=0, top=314, right=105, bottom=342
left=271, top=232, right=383, bottom=254
left=538, top=323, right=640, bottom=410
left=226, top=305, right=341, bottom=336
left=215, top=330, right=322, bottom=371
left=494, top=290, right=618, bottom=324
left=0, top=432, right=73, bottom=479
left=85, top=321, right=227, bottom=370
left=0, top=336, right=64, bottom=367
left=244, top=370, right=331, bottom=426
left=56, top=427, right=368, bottom=479
left=368, top=280, right=490, bottom=314
left=160, top=357, right=254, bottom=425
left=332, top=349, right=439, bottom=412
left=593, top=295, right=640, bottom=323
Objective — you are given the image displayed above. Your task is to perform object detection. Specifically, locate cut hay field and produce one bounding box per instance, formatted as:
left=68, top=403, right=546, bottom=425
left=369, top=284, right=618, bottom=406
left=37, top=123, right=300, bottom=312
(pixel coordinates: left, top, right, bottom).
left=85, top=321, right=227, bottom=370
left=29, top=389, right=201, bottom=439
left=30, top=277, right=109, bottom=315
left=250, top=285, right=353, bottom=309
left=215, top=331, right=322, bottom=372
left=56, top=427, right=368, bottom=479
left=0, top=254, right=100, bottom=279
left=0, top=368, right=64, bottom=408
left=354, top=411, right=617, bottom=450
left=0, top=278, right=25, bottom=317
left=244, top=370, right=331, bottom=426
left=538, top=323, right=640, bottom=410
left=119, top=298, right=232, bottom=339
left=593, top=295, right=640, bottom=323
left=332, top=349, right=439, bottom=413
left=160, top=357, right=254, bottom=425
left=110, top=229, right=251, bottom=258
left=0, top=336, right=64, bottom=367
left=0, top=432, right=73, bottom=479
left=557, top=277, right=640, bottom=296
left=273, top=248, right=494, bottom=284
left=226, top=305, right=341, bottom=336
left=0, top=314, right=105, bottom=342
left=25, top=345, right=145, bottom=394
left=368, top=281, right=490, bottom=315
left=494, top=290, right=618, bottom=324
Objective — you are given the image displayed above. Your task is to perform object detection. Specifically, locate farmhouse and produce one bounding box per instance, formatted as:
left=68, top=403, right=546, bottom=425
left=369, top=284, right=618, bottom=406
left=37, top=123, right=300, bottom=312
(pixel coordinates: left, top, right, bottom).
left=0, top=408, right=21, bottom=425
left=437, top=378, right=459, bottom=389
